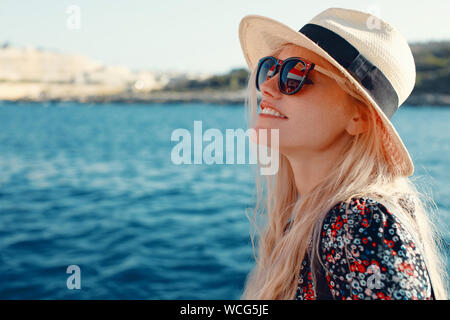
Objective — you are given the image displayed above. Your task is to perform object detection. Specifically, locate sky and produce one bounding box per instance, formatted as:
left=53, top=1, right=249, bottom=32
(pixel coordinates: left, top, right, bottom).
left=0, top=0, right=449, bottom=74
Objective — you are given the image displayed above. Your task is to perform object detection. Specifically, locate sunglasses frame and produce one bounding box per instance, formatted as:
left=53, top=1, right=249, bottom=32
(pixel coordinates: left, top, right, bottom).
left=255, top=56, right=315, bottom=95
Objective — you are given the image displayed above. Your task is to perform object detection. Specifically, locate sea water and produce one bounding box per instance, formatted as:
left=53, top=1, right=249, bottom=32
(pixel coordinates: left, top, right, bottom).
left=0, top=101, right=448, bottom=299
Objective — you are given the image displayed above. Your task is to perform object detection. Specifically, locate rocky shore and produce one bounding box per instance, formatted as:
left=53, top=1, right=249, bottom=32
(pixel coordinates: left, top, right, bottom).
left=3, top=85, right=449, bottom=107
left=404, top=93, right=450, bottom=106
left=0, top=86, right=250, bottom=104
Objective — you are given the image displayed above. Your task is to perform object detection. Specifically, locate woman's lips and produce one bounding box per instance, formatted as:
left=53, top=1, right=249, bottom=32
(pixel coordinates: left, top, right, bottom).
left=259, top=100, right=288, bottom=119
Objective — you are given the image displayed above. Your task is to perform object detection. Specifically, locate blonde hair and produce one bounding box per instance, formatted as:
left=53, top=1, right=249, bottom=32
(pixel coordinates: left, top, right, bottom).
left=240, top=43, right=448, bottom=300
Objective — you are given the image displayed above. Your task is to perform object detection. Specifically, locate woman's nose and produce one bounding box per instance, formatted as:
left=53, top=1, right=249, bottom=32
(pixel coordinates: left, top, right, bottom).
left=259, top=72, right=280, bottom=98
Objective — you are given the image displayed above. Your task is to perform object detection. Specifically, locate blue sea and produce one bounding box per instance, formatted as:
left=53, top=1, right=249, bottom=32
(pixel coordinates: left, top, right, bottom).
left=0, top=101, right=449, bottom=299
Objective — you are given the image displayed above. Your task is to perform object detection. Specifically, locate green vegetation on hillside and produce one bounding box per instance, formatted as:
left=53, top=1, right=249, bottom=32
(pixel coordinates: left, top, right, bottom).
left=411, top=41, right=450, bottom=94
left=163, top=68, right=249, bottom=92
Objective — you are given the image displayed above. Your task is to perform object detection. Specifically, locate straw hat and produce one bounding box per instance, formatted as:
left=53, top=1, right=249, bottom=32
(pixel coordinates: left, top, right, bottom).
left=239, top=7, right=416, bottom=177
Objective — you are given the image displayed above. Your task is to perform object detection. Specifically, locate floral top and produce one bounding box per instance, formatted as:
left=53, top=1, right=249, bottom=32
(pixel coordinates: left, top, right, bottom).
left=295, top=197, right=435, bottom=300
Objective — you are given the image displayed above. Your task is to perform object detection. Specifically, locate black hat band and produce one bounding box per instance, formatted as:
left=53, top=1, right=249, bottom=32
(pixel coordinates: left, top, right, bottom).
left=299, top=23, right=399, bottom=119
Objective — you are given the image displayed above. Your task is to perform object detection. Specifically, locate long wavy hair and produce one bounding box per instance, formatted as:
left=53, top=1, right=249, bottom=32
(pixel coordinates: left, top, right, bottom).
left=240, top=43, right=448, bottom=300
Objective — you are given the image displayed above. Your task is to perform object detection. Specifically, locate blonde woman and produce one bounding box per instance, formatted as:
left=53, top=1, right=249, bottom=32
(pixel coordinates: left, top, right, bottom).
left=238, top=8, right=448, bottom=300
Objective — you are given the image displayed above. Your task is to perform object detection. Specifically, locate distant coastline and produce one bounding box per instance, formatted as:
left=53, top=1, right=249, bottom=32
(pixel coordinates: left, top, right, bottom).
left=0, top=41, right=448, bottom=106
left=2, top=88, right=449, bottom=107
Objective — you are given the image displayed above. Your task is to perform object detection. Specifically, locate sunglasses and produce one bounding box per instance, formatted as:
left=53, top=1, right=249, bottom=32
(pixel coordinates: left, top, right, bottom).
left=256, top=56, right=315, bottom=95
left=256, top=56, right=346, bottom=96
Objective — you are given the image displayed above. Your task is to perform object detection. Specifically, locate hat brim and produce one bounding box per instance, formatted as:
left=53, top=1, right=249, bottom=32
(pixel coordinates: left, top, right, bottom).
left=239, top=14, right=414, bottom=177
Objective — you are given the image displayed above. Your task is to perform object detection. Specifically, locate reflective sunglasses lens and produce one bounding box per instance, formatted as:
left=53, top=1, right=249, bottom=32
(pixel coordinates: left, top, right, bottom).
left=257, top=58, right=277, bottom=90
left=280, top=59, right=307, bottom=94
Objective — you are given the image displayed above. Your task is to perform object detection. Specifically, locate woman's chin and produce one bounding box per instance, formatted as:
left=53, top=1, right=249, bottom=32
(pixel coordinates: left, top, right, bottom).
left=250, top=126, right=282, bottom=148
left=254, top=119, right=277, bottom=131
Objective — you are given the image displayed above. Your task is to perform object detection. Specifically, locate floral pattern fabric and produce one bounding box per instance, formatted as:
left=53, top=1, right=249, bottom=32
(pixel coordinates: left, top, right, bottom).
left=296, top=197, right=434, bottom=300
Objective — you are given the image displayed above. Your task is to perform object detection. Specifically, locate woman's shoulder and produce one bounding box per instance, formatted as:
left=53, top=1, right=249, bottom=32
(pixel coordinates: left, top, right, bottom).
left=322, top=196, right=404, bottom=234
left=318, top=196, right=433, bottom=299
left=320, top=196, right=418, bottom=249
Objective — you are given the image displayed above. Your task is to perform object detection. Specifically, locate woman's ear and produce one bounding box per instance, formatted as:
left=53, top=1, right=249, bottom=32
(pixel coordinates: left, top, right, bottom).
left=345, top=100, right=369, bottom=136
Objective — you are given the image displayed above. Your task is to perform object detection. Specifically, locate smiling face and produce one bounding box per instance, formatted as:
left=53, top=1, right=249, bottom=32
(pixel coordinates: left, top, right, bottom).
left=254, top=44, right=367, bottom=157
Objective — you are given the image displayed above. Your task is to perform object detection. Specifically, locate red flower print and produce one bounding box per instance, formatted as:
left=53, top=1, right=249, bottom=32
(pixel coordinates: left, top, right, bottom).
left=398, top=262, right=415, bottom=276
left=371, top=260, right=380, bottom=267
left=362, top=219, right=369, bottom=227
left=296, top=198, right=434, bottom=300
left=350, top=261, right=366, bottom=273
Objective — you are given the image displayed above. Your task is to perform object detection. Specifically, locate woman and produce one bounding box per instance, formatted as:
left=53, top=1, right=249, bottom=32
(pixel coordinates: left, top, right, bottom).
left=238, top=8, right=448, bottom=300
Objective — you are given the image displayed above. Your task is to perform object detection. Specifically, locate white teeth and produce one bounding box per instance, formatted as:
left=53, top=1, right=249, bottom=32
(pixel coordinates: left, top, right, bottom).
left=261, top=107, right=287, bottom=118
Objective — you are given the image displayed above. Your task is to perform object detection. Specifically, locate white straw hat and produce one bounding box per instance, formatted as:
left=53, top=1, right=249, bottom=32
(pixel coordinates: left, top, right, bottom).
left=239, top=7, right=416, bottom=177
